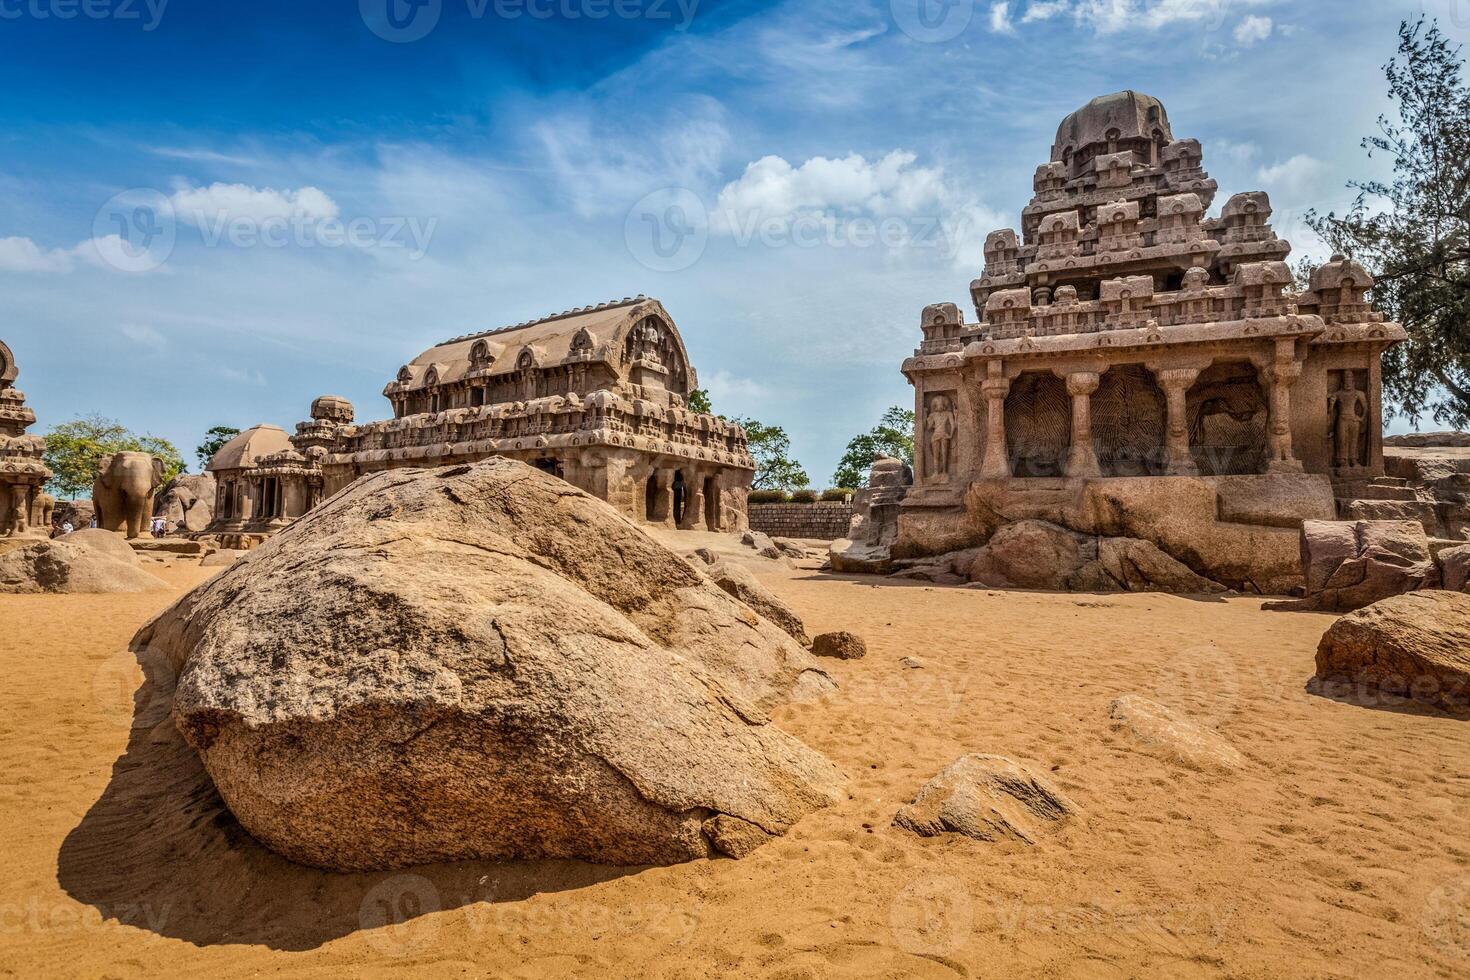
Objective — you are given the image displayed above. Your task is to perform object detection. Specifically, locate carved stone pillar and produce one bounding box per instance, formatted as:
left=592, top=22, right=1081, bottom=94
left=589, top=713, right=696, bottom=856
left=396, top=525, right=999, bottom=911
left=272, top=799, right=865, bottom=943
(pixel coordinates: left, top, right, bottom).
left=1155, top=367, right=1201, bottom=476
left=1261, top=353, right=1304, bottom=474
left=653, top=469, right=673, bottom=525
left=1065, top=371, right=1102, bottom=478
left=979, top=375, right=1012, bottom=479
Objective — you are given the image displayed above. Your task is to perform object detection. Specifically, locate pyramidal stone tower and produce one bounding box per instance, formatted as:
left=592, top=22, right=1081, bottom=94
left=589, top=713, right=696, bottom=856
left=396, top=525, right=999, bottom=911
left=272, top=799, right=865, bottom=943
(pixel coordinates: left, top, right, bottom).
left=0, top=340, right=53, bottom=540
left=893, top=91, right=1406, bottom=591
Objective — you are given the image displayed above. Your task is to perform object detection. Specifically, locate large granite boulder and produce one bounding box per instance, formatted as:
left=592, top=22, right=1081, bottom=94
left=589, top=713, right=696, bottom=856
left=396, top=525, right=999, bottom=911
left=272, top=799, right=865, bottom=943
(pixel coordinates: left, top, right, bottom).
left=0, top=538, right=167, bottom=594
left=133, top=459, right=844, bottom=871
left=1315, top=591, right=1470, bottom=713
left=154, top=473, right=216, bottom=533
left=1438, top=543, right=1470, bottom=593
left=705, top=560, right=810, bottom=646
left=1300, top=519, right=1436, bottom=611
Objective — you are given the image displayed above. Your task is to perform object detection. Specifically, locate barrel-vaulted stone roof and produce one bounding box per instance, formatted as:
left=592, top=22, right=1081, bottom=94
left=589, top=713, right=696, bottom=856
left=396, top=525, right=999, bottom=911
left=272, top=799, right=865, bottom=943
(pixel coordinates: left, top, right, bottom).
left=390, top=296, right=693, bottom=393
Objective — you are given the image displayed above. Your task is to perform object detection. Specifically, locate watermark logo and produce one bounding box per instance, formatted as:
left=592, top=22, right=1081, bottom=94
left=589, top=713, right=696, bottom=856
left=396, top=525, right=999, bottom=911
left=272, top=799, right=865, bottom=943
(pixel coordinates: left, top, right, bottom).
left=889, top=874, right=972, bottom=956
left=1154, top=643, right=1241, bottom=728
left=889, top=0, right=973, bottom=43
left=625, top=187, right=708, bottom=273
left=359, top=874, right=442, bottom=957
left=1424, top=874, right=1470, bottom=959
left=361, top=0, right=442, bottom=43
left=92, top=188, right=176, bottom=273
left=0, top=0, right=169, bottom=31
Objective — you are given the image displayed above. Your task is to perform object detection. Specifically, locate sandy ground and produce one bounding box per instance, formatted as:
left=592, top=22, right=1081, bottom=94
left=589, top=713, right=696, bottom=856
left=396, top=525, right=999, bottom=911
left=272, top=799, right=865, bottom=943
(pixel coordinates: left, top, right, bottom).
left=2, top=550, right=1469, bottom=979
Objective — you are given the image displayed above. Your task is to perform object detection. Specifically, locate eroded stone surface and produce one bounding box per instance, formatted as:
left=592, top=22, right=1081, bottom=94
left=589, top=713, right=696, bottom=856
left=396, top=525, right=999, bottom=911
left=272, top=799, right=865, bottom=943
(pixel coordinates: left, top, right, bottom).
left=0, top=539, right=167, bottom=594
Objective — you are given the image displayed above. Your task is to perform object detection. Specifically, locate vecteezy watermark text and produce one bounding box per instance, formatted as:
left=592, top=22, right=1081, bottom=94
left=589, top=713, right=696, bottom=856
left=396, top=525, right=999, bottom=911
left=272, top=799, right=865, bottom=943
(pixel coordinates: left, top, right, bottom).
left=360, top=0, right=698, bottom=43
left=0, top=0, right=168, bottom=30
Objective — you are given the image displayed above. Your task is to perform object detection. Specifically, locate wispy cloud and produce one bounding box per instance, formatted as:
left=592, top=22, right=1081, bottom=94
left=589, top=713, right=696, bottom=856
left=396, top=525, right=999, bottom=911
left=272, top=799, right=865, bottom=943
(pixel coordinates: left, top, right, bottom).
left=990, top=2, right=1017, bottom=34
left=1234, top=14, right=1273, bottom=46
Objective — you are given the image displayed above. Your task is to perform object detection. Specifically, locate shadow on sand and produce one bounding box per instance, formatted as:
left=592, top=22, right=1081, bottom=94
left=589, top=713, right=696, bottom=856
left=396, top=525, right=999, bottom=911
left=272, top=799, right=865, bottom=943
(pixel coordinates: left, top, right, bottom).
left=1304, top=676, right=1470, bottom=721
left=798, top=569, right=1232, bottom=603
left=57, top=649, right=642, bottom=951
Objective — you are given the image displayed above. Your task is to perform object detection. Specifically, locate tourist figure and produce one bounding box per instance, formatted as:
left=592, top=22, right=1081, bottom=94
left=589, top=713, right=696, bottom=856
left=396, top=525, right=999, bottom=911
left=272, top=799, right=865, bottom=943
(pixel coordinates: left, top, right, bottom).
left=1328, top=370, right=1368, bottom=468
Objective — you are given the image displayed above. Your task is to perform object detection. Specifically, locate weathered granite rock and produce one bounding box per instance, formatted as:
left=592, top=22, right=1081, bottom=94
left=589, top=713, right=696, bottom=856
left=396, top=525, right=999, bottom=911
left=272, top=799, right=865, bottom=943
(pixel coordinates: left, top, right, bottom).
left=134, top=459, right=843, bottom=870
left=706, top=560, right=810, bottom=646
left=960, top=519, right=1227, bottom=594
left=154, top=473, right=216, bottom=533
left=894, top=755, right=1077, bottom=844
left=1300, top=519, right=1436, bottom=611
left=1314, top=591, right=1470, bottom=713
left=1095, top=538, right=1228, bottom=595
left=0, top=539, right=167, bottom=594
left=1108, top=695, right=1244, bottom=772
left=741, top=529, right=783, bottom=560
left=812, top=632, right=867, bottom=660
left=829, top=457, right=912, bottom=573
left=59, top=528, right=142, bottom=564
left=1439, top=544, right=1470, bottom=593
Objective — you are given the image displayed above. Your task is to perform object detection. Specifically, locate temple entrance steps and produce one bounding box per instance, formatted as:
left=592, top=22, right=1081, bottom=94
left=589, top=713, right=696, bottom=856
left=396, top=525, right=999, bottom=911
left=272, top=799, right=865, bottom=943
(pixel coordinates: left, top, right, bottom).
left=1332, top=476, right=1419, bottom=503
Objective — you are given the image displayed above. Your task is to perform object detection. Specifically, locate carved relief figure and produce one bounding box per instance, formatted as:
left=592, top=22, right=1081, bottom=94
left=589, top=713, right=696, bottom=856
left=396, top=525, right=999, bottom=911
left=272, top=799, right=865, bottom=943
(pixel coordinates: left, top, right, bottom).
left=4, top=485, right=27, bottom=536
left=1328, top=370, right=1369, bottom=468
left=925, top=394, right=958, bottom=481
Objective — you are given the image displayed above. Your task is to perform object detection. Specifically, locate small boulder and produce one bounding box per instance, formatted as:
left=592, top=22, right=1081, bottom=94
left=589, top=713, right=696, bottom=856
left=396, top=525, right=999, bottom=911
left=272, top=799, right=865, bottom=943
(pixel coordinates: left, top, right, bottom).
left=0, top=540, right=167, bottom=594
left=1108, top=695, right=1244, bottom=772
left=813, top=631, right=866, bottom=660
left=894, top=755, right=1077, bottom=844
left=201, top=550, right=246, bottom=568
left=706, top=560, right=810, bottom=646
left=967, top=520, right=1083, bottom=590
left=1438, top=543, right=1470, bottom=593
left=688, top=547, right=718, bottom=567
left=1314, top=591, right=1470, bottom=713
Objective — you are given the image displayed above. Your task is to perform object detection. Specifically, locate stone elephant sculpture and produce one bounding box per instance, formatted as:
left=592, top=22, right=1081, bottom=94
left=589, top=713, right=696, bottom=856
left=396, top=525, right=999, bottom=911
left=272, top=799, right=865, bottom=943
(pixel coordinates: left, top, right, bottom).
left=94, top=452, right=165, bottom=539
left=30, top=490, right=54, bottom=530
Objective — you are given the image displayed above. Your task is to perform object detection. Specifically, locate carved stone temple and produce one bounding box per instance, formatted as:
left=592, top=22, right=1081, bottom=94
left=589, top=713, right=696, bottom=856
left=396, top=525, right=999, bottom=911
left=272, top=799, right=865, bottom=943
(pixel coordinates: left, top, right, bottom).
left=895, top=91, right=1407, bottom=592
left=201, top=297, right=755, bottom=548
left=0, top=340, right=53, bottom=545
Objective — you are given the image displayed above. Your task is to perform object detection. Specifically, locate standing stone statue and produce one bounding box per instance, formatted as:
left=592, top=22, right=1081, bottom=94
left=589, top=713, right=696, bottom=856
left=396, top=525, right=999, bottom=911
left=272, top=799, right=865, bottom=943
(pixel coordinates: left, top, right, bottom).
left=1328, top=371, right=1368, bottom=468
left=93, top=452, right=166, bottom=539
left=926, top=394, right=957, bottom=481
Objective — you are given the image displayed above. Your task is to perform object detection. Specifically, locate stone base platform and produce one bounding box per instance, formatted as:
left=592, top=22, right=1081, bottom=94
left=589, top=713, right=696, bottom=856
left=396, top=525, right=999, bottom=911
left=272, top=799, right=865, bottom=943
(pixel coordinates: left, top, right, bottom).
left=895, top=473, right=1337, bottom=595
left=130, top=538, right=210, bottom=557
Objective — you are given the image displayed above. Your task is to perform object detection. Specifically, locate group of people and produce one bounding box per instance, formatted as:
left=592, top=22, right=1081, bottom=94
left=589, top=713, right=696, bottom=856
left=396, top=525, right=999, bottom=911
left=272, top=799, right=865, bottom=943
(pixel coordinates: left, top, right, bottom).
left=45, top=514, right=183, bottom=538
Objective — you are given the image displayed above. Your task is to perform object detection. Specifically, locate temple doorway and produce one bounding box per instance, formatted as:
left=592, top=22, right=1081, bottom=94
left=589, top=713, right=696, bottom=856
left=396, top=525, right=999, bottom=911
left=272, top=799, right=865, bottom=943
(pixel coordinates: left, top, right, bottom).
left=672, top=471, right=687, bottom=526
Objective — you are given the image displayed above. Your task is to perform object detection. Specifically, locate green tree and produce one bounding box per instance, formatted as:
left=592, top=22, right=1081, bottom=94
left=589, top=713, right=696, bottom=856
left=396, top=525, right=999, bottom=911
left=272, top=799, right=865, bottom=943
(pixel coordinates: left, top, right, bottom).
left=686, top=388, right=712, bottom=414
left=44, top=415, right=186, bottom=499
left=831, top=407, right=916, bottom=489
left=1308, top=18, right=1470, bottom=426
left=196, top=425, right=241, bottom=469
left=732, top=417, right=810, bottom=491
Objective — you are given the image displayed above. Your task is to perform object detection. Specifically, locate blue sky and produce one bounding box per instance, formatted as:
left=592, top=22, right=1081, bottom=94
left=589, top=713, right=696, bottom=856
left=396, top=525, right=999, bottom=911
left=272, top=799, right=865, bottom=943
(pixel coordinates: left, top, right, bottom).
left=0, top=0, right=1462, bottom=482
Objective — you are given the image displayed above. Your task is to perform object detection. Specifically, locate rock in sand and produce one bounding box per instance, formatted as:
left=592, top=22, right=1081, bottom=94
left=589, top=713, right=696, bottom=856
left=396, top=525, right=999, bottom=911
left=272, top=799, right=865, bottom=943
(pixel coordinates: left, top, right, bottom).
left=1108, top=695, right=1245, bottom=771
left=134, top=459, right=844, bottom=871
left=894, top=755, right=1077, bottom=844
left=1314, top=591, right=1470, bottom=713
left=0, top=538, right=166, bottom=594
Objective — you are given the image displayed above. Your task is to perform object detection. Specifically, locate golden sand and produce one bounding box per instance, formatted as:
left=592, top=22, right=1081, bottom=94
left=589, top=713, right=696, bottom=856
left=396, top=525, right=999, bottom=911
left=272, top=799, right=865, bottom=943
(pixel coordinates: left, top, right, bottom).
left=1, top=559, right=1467, bottom=978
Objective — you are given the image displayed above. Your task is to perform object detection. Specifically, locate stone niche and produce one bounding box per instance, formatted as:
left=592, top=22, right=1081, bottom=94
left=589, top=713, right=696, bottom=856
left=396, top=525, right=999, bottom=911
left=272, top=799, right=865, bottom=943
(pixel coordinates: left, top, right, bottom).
left=896, top=91, right=1407, bottom=593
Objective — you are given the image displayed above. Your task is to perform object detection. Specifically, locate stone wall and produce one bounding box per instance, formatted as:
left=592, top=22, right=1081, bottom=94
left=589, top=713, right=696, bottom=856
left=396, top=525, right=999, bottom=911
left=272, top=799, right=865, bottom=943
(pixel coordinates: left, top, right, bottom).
left=749, top=502, right=853, bottom=541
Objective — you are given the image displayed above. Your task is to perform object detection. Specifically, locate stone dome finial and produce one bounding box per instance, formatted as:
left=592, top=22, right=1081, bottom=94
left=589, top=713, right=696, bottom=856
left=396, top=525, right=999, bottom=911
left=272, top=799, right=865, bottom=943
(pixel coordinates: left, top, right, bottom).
left=311, top=395, right=355, bottom=424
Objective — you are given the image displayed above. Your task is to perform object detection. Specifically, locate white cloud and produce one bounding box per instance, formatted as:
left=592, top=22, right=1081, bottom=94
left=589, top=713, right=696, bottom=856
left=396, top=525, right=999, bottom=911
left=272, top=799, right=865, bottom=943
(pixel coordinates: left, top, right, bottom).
left=1234, top=14, right=1273, bottom=46
left=702, top=369, right=770, bottom=407
left=0, top=236, right=81, bottom=273
left=1074, top=0, right=1278, bottom=35
left=1257, top=154, right=1326, bottom=197
left=989, top=2, right=1016, bottom=34
left=169, top=182, right=339, bottom=227
left=1022, top=0, right=1071, bottom=21
left=120, top=324, right=166, bottom=351
left=715, top=151, right=948, bottom=229
left=1214, top=138, right=1260, bottom=165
